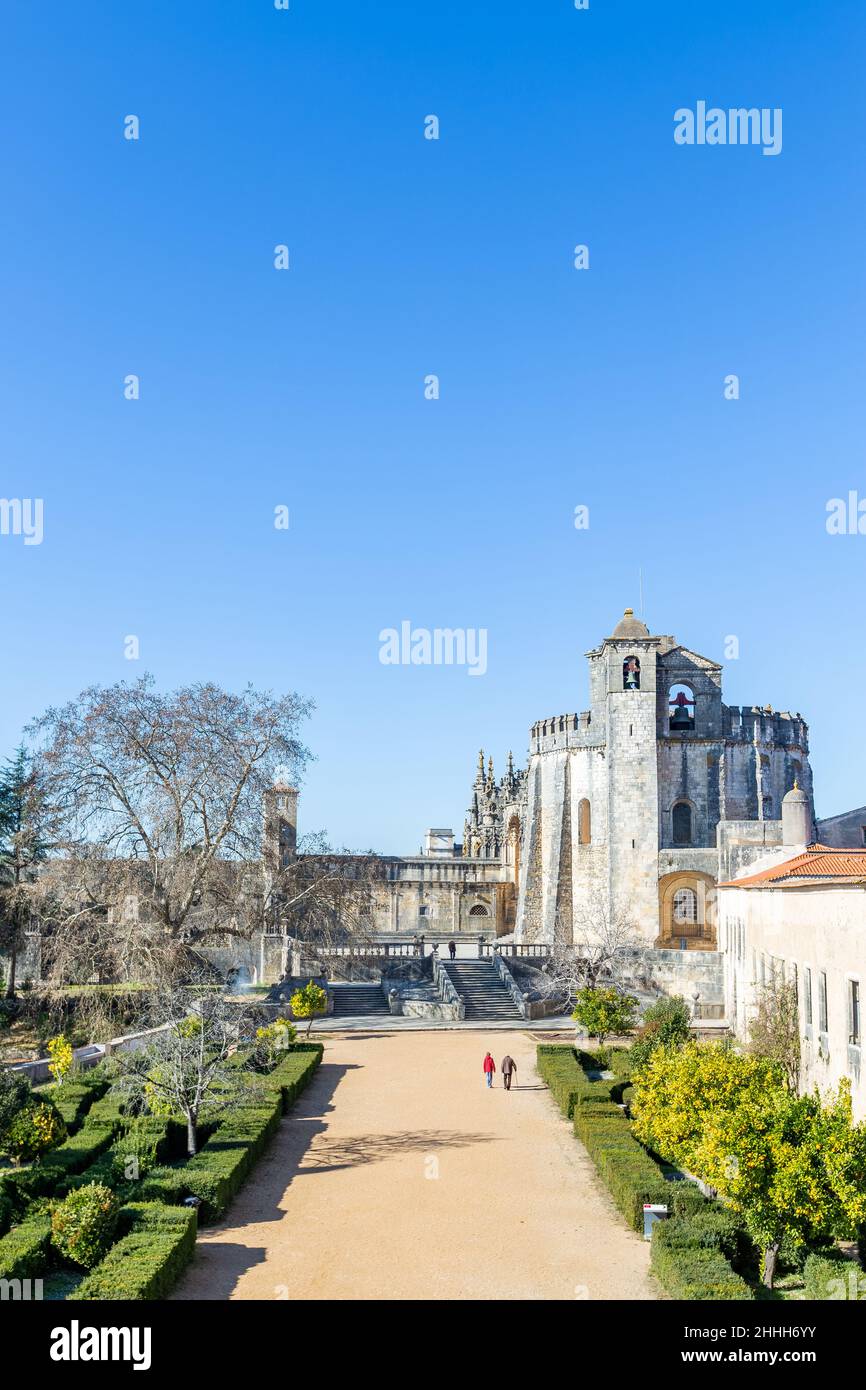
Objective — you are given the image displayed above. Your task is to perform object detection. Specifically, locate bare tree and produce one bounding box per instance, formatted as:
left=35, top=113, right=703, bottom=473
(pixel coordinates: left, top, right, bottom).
left=533, top=894, right=640, bottom=1010
left=747, top=976, right=801, bottom=1092
left=115, top=975, right=262, bottom=1156
left=25, top=676, right=313, bottom=983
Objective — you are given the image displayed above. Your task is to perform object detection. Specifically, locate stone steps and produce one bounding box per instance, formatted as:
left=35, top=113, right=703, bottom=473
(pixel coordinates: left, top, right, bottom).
left=441, top=962, right=523, bottom=1020
left=330, top=984, right=390, bottom=1017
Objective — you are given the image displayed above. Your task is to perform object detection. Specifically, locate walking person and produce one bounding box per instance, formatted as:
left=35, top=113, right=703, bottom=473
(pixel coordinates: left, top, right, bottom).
left=501, top=1054, right=517, bottom=1091
left=448, top=939, right=456, bottom=960
left=483, top=1051, right=496, bottom=1088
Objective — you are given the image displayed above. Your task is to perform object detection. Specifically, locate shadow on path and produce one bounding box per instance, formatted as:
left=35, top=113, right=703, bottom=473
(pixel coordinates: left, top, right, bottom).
left=300, top=1128, right=500, bottom=1174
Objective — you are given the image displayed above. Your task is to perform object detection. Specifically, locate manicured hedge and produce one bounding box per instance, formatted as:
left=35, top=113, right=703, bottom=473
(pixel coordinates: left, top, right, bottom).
left=651, top=1215, right=754, bottom=1300
left=536, top=1046, right=611, bottom=1118
left=0, top=1210, right=52, bottom=1282
left=138, top=1098, right=282, bottom=1220
left=33, top=1090, right=127, bottom=1191
left=45, top=1077, right=108, bottom=1131
left=803, top=1248, right=864, bottom=1300
left=136, top=1044, right=322, bottom=1221
left=69, top=1202, right=197, bottom=1301
left=573, top=1105, right=670, bottom=1232
left=256, top=1042, right=322, bottom=1113
left=537, top=1043, right=753, bottom=1300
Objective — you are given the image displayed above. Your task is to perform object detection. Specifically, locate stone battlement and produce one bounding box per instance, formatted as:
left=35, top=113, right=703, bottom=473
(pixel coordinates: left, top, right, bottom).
left=722, top=705, right=808, bottom=747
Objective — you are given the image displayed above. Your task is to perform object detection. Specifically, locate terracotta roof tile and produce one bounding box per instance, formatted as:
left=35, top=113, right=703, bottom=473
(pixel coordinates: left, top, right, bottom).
left=720, top=844, right=866, bottom=888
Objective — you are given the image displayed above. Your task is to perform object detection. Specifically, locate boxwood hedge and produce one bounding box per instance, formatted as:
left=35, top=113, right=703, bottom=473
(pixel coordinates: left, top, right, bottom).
left=69, top=1202, right=197, bottom=1301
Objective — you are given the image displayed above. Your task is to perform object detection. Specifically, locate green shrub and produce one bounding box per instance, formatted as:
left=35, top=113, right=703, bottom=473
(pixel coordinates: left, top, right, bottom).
left=135, top=1043, right=321, bottom=1221
left=139, top=1098, right=281, bottom=1220
left=0, top=1067, right=32, bottom=1139
left=69, top=1202, right=197, bottom=1301
left=44, top=1076, right=109, bottom=1131
left=652, top=1217, right=754, bottom=1300
left=803, top=1249, right=864, bottom=1300
left=0, top=1210, right=52, bottom=1281
left=0, top=1097, right=67, bottom=1163
left=51, top=1182, right=122, bottom=1269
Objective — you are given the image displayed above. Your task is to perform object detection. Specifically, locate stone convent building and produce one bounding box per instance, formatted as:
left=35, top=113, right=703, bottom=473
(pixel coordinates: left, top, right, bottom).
left=511, top=608, right=815, bottom=951
left=267, top=608, right=856, bottom=964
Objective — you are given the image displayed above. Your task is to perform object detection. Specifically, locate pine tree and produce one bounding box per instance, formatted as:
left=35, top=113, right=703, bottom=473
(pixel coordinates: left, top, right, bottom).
left=0, top=746, right=51, bottom=997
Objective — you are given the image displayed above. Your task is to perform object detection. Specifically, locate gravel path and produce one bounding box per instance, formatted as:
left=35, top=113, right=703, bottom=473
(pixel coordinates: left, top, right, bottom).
left=171, top=1031, right=658, bottom=1301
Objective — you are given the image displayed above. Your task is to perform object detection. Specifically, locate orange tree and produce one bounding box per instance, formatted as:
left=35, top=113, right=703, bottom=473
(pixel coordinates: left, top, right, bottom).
left=630, top=1041, right=780, bottom=1173
left=694, top=1080, right=866, bottom=1289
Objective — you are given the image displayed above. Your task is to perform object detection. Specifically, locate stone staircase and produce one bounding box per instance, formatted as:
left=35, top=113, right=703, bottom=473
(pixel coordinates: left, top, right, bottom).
left=441, top=960, right=523, bottom=1020
left=329, top=982, right=390, bottom=1017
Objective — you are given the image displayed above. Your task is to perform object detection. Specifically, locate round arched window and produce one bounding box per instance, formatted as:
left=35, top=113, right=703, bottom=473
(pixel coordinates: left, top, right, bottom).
left=673, top=888, right=698, bottom=924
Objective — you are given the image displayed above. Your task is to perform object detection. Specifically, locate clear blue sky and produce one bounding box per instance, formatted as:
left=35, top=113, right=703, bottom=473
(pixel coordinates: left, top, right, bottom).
left=1, top=1, right=864, bottom=850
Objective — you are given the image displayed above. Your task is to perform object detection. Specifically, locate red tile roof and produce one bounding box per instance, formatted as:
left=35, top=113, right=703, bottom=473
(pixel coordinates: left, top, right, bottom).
left=720, top=844, right=866, bottom=889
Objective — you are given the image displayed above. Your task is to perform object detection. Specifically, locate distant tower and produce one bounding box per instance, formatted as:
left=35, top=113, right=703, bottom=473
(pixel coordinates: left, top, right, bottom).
left=263, top=783, right=298, bottom=870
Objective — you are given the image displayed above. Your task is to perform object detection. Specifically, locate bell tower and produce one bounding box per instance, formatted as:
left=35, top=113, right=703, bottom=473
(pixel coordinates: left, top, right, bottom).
left=595, top=608, right=662, bottom=934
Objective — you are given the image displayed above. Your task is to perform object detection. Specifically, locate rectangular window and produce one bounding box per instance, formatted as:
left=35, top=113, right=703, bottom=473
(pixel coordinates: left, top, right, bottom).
left=819, top=971, right=828, bottom=1034
left=849, top=980, right=861, bottom=1047
left=804, top=966, right=813, bottom=1026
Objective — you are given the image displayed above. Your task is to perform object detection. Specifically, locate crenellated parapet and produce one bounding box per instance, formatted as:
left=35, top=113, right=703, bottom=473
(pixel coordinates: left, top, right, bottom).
left=722, top=705, right=809, bottom=750
left=529, top=710, right=603, bottom=754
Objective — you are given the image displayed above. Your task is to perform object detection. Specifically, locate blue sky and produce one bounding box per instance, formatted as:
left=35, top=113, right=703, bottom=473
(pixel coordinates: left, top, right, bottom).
left=1, top=1, right=864, bottom=850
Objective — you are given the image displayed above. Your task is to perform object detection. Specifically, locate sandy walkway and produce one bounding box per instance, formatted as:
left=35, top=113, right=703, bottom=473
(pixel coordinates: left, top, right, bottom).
left=171, top=1031, right=657, bottom=1301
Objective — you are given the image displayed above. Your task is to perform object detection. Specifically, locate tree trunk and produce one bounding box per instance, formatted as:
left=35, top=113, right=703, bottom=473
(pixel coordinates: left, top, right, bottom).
left=186, top=1112, right=198, bottom=1157
left=307, top=1014, right=314, bottom=1036
left=4, top=944, right=16, bottom=999
left=762, top=1242, right=780, bottom=1289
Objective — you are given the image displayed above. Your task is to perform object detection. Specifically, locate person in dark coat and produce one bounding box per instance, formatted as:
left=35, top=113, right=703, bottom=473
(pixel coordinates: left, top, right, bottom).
left=501, top=1054, right=517, bottom=1091
left=448, top=939, right=457, bottom=960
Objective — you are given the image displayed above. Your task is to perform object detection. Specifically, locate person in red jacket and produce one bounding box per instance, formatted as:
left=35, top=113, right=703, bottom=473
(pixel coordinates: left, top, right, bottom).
left=483, top=1051, right=496, bottom=1088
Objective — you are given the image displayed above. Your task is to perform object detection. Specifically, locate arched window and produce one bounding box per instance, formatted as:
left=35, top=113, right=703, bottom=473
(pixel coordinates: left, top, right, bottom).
left=669, top=684, right=695, bottom=732
left=673, top=888, right=698, bottom=924
left=469, top=903, right=489, bottom=917
left=578, top=798, right=591, bottom=845
left=623, top=656, right=640, bottom=690
left=672, top=801, right=692, bottom=845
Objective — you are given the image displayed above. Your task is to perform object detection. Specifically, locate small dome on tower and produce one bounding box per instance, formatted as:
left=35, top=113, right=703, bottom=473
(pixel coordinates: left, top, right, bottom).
left=612, top=607, right=650, bottom=640
left=783, top=782, right=809, bottom=805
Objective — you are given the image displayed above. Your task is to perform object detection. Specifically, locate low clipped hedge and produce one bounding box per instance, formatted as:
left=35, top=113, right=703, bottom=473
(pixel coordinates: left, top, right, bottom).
left=537, top=1043, right=753, bottom=1300
left=45, top=1077, right=108, bottom=1131
left=69, top=1202, right=197, bottom=1301
left=137, top=1043, right=323, bottom=1221
left=536, top=1045, right=611, bottom=1118
left=0, top=1210, right=52, bottom=1281
left=651, top=1215, right=754, bottom=1300
left=32, top=1089, right=127, bottom=1192
left=803, top=1248, right=864, bottom=1300
left=138, top=1098, right=282, bottom=1221
left=573, top=1105, right=670, bottom=1232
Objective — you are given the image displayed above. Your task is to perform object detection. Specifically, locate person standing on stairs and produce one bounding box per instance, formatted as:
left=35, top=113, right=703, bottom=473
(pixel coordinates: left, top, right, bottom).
left=483, top=1051, right=496, bottom=1088
left=448, top=939, right=457, bottom=960
left=501, top=1054, right=517, bottom=1091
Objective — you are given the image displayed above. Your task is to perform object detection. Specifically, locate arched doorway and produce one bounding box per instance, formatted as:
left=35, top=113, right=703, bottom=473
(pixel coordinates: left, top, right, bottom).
left=656, top=871, right=716, bottom=949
